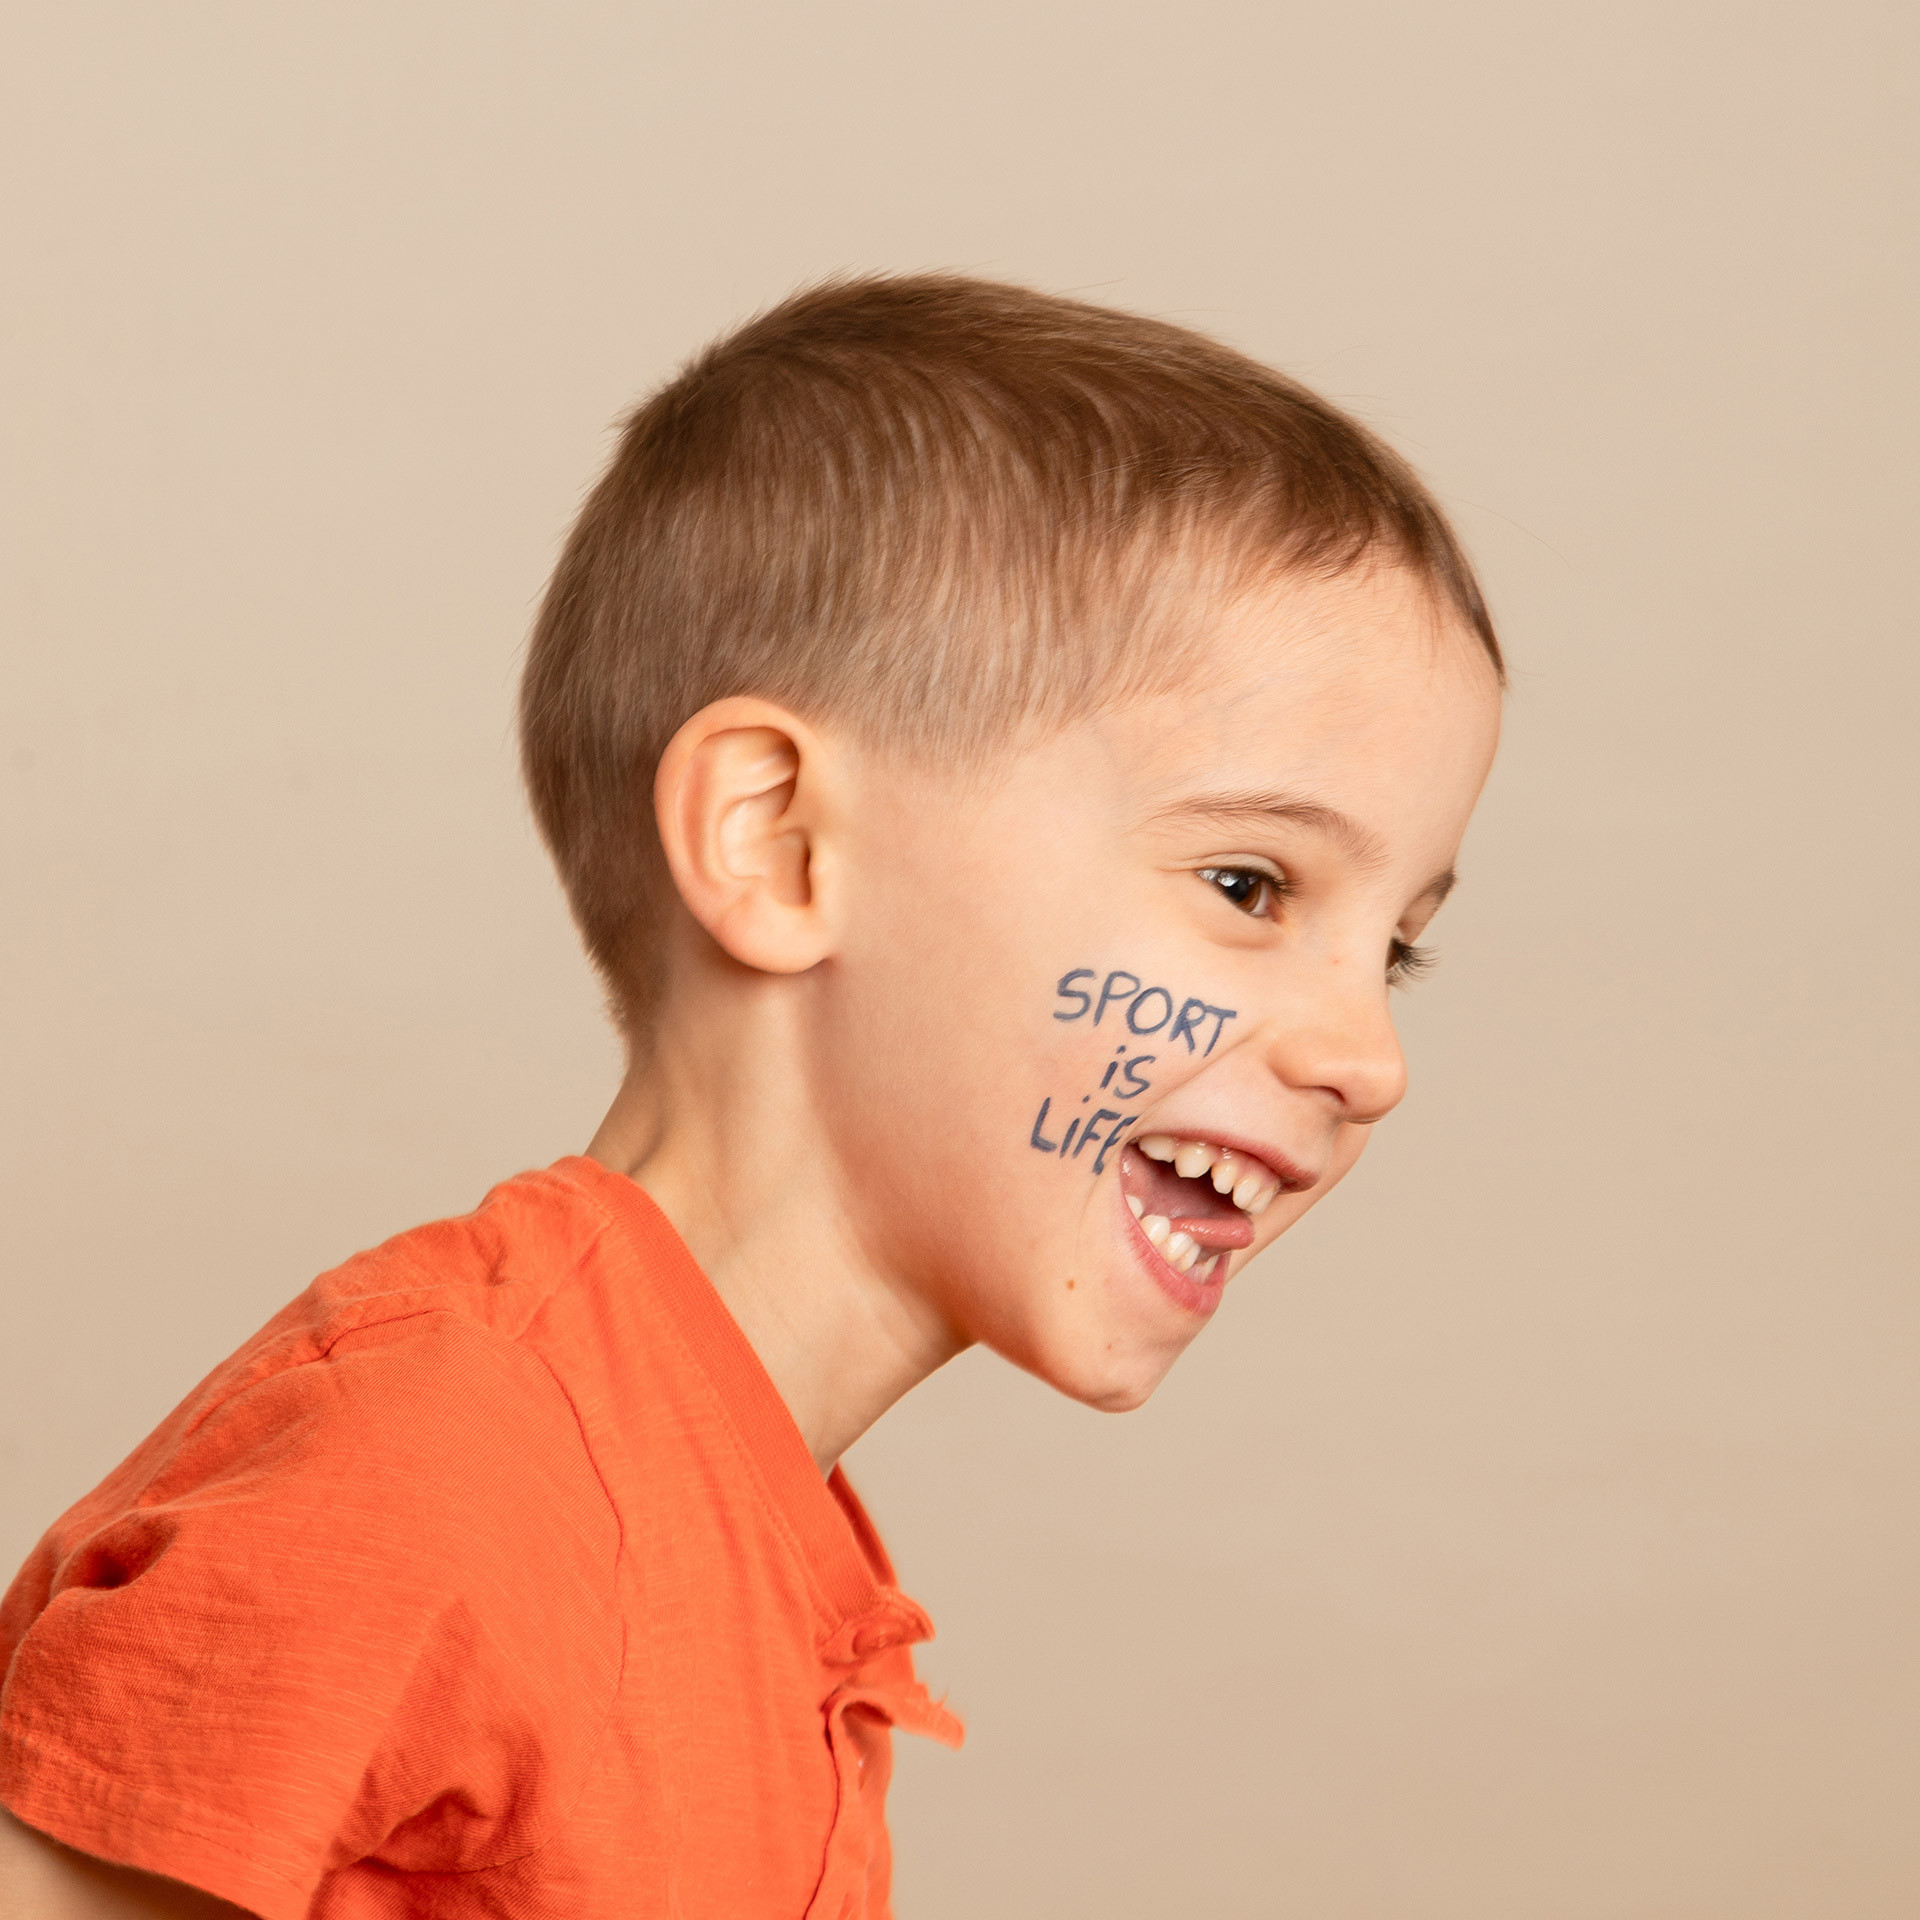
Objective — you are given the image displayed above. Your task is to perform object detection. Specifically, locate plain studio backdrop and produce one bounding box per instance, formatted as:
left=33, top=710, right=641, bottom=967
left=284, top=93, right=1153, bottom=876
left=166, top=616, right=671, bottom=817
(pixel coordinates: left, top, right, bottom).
left=3, top=5, right=1915, bottom=1915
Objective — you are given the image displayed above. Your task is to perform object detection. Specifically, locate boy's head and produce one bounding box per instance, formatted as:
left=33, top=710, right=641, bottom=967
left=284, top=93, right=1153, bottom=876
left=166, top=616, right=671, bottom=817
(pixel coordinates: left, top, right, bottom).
left=522, top=275, right=1502, bottom=1410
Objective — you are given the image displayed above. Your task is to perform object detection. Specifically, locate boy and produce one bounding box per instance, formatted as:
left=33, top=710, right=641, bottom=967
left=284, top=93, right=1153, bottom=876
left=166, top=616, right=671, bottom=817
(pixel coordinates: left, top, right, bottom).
left=0, top=275, right=1503, bottom=1918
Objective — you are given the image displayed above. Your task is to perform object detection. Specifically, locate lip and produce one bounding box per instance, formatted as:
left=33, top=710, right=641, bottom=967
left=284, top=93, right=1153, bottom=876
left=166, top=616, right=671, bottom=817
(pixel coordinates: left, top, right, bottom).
left=1122, top=1194, right=1231, bottom=1318
left=1162, top=1127, right=1320, bottom=1198
left=1116, top=1127, right=1322, bottom=1320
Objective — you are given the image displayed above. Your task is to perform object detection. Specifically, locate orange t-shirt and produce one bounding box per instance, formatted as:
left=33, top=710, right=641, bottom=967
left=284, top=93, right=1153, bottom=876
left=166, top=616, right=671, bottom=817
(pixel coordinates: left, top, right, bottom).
left=0, top=1158, right=959, bottom=1919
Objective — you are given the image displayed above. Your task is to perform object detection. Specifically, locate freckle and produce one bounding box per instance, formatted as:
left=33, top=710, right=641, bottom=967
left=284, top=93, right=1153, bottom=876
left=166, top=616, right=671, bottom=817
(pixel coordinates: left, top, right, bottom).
left=1066, top=1279, right=1076, bottom=1290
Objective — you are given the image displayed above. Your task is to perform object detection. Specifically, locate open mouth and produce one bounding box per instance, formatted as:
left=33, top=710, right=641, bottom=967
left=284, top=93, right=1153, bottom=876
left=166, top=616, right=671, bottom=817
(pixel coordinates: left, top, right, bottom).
left=1117, top=1133, right=1296, bottom=1288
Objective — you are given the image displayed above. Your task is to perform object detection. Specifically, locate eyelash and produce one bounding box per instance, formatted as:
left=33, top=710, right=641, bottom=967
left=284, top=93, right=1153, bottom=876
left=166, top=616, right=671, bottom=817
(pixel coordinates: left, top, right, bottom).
left=1386, top=939, right=1437, bottom=987
left=1197, top=866, right=1439, bottom=987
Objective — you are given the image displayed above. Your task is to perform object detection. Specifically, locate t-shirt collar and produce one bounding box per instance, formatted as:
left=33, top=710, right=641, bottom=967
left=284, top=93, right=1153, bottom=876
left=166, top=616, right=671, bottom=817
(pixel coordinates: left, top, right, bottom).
left=558, top=1154, right=911, bottom=1639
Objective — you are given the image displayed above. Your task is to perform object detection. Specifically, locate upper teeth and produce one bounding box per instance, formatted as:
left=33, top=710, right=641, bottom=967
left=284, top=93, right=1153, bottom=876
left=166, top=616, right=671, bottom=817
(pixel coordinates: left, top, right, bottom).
left=1134, top=1134, right=1282, bottom=1215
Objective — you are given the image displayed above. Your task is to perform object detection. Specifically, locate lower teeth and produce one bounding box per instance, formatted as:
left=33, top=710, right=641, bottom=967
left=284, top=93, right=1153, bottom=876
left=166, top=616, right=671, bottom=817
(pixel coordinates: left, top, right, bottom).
left=1129, top=1200, right=1222, bottom=1280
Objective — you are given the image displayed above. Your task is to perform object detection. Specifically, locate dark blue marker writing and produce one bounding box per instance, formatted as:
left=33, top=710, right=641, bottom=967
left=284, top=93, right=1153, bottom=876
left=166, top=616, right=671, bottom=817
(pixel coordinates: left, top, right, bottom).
left=1092, top=1113, right=1138, bottom=1174
left=1127, top=987, right=1173, bottom=1034
left=1168, top=997, right=1208, bottom=1050
left=1037, top=963, right=1233, bottom=1170
left=1031, top=1097, right=1138, bottom=1174
left=1054, top=969, right=1094, bottom=1020
left=1050, top=962, right=1237, bottom=1054
left=1093, top=971, right=1140, bottom=1026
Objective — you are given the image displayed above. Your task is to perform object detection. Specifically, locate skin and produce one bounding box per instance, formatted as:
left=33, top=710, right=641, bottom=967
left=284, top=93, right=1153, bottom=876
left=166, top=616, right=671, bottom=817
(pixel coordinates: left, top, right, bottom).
left=1, top=563, right=1497, bottom=1916
left=592, top=563, right=1502, bottom=1466
left=0, top=1811, right=245, bottom=1919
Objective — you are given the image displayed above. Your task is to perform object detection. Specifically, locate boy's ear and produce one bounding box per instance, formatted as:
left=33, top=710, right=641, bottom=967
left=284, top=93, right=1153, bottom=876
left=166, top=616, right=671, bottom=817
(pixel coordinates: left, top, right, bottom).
left=653, top=697, right=838, bottom=977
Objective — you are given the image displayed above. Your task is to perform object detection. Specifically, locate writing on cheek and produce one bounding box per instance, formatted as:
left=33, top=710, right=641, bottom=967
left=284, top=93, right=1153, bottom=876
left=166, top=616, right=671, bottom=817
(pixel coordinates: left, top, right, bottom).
left=1030, top=965, right=1239, bottom=1174
left=1053, top=966, right=1238, bottom=1053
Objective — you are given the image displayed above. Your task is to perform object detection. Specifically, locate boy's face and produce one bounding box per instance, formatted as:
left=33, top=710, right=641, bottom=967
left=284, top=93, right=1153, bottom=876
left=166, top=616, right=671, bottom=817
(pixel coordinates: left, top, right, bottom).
left=814, top=565, right=1502, bottom=1409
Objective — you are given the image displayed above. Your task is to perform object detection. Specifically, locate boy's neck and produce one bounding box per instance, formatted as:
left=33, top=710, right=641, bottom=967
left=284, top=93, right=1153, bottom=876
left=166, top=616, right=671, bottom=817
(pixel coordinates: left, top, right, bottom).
left=586, top=973, right=967, bottom=1473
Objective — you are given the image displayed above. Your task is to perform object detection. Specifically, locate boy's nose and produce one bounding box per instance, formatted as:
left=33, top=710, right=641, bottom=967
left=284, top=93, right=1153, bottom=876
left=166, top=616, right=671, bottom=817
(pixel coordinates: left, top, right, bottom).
left=1263, top=979, right=1408, bottom=1126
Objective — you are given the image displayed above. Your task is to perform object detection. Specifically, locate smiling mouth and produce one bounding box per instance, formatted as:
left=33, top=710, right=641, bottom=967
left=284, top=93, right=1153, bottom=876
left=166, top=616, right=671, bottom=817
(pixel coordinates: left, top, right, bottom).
left=1117, top=1134, right=1297, bottom=1284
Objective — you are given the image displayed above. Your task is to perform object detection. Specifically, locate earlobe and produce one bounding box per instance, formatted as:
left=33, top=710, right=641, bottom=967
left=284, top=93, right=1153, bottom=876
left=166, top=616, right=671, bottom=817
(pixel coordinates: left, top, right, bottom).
left=654, top=698, right=836, bottom=977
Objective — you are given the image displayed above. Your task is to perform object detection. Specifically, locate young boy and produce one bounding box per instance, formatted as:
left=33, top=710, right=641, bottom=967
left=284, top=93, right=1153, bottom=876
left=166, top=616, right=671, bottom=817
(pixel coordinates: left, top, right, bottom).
left=0, top=275, right=1502, bottom=1918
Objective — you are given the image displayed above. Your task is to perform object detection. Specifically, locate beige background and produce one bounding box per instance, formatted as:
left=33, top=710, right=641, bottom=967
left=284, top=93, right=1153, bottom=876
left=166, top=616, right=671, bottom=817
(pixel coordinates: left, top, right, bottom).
left=4, top=4, right=1916, bottom=1914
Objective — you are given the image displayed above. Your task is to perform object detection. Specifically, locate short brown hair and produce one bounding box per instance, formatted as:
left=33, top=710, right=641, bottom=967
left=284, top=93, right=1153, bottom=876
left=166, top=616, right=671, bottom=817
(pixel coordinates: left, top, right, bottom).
left=520, top=272, right=1499, bottom=1034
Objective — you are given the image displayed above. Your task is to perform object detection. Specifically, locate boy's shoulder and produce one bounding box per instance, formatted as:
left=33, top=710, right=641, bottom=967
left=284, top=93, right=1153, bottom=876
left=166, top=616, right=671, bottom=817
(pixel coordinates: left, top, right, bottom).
left=10, top=1161, right=648, bottom=1619
left=79, top=1161, right=647, bottom=1516
left=6, top=1158, right=708, bottom=1671
left=0, top=1163, right=649, bottom=1904
left=200, top=1156, right=699, bottom=1449
left=256, top=1156, right=637, bottom=1371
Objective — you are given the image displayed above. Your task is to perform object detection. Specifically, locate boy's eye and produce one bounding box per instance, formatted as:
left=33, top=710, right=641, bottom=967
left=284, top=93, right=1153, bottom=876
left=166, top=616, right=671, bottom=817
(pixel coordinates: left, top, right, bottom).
left=1197, top=866, right=1279, bottom=917
left=1387, top=938, right=1437, bottom=986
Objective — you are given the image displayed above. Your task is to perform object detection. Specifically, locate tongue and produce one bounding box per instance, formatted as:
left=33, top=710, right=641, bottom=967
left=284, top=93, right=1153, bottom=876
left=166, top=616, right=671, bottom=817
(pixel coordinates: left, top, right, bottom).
left=1172, top=1213, right=1254, bottom=1250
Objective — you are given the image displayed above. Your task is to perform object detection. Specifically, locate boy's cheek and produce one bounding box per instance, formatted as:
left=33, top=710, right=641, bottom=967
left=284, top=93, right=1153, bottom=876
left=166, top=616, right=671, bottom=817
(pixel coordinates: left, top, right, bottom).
left=1023, top=957, right=1245, bottom=1149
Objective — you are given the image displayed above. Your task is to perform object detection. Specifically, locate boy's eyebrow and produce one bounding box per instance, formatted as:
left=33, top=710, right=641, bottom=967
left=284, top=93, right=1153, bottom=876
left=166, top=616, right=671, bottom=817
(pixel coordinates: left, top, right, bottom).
left=1147, top=790, right=1460, bottom=904
left=1148, top=791, right=1389, bottom=864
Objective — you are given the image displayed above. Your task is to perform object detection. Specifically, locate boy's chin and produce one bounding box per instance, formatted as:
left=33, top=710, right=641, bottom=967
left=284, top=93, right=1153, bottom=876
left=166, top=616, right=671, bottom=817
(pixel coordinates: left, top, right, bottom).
left=1076, top=1372, right=1166, bottom=1415
left=1004, top=1319, right=1194, bottom=1415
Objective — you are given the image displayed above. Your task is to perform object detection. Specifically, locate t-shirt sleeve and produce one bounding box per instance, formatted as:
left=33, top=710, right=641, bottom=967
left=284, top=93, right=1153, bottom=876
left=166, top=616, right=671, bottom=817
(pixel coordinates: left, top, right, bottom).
left=0, top=1313, right=623, bottom=1920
